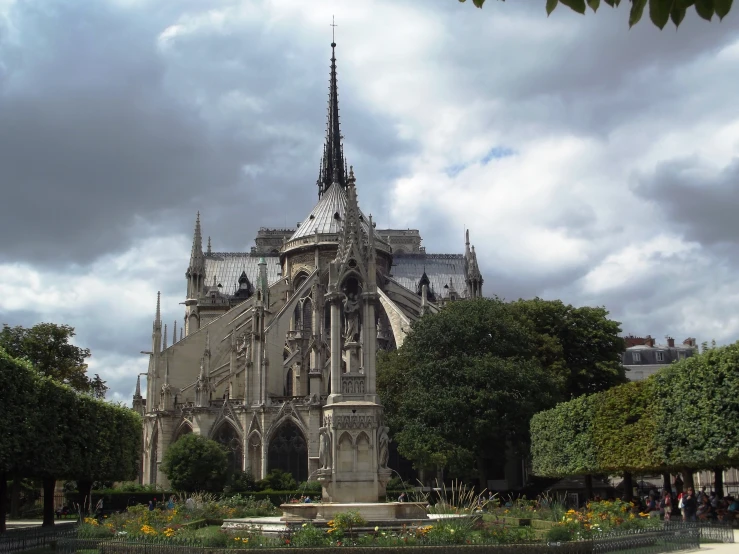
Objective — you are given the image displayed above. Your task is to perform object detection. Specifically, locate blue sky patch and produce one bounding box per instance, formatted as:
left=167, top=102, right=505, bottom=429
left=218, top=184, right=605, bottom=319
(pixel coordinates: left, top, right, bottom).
left=482, top=146, right=515, bottom=165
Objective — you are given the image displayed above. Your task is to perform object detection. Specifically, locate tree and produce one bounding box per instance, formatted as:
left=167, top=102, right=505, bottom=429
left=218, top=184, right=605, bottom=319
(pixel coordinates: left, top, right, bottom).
left=161, top=434, right=229, bottom=492
left=0, top=323, right=92, bottom=393
left=0, top=348, right=37, bottom=532
left=531, top=342, right=739, bottom=497
left=459, top=0, right=734, bottom=29
left=378, top=298, right=558, bottom=482
left=90, top=374, right=109, bottom=399
left=509, top=298, right=627, bottom=398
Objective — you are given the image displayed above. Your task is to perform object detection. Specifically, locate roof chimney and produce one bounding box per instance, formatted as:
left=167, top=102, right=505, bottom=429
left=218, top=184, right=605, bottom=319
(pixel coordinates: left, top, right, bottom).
left=667, top=337, right=675, bottom=348
left=645, top=335, right=655, bottom=347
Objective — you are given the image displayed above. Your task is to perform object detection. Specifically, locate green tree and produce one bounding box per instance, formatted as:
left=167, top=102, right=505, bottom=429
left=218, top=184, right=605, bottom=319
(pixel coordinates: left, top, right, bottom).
left=90, top=374, right=109, bottom=399
left=459, top=0, right=734, bottom=29
left=161, top=434, right=229, bottom=492
left=378, top=298, right=558, bottom=482
left=0, top=348, right=37, bottom=532
left=0, top=323, right=92, bottom=393
left=509, top=298, right=627, bottom=398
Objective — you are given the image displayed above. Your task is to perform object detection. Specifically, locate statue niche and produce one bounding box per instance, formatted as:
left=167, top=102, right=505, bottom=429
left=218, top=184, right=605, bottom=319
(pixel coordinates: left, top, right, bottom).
left=342, top=277, right=362, bottom=344
left=340, top=276, right=363, bottom=374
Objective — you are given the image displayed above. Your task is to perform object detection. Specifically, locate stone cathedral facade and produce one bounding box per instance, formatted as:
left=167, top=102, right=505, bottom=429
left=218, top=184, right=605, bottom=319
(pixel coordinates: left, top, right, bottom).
left=134, top=43, right=484, bottom=492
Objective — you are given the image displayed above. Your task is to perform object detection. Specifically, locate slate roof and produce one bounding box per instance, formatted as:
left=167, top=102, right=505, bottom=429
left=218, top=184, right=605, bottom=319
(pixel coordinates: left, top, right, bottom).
left=390, top=254, right=469, bottom=299
left=289, top=182, right=389, bottom=249
left=204, top=253, right=282, bottom=296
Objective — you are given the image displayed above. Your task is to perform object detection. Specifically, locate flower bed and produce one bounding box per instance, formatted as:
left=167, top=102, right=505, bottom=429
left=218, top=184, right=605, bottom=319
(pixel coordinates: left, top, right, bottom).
left=77, top=494, right=278, bottom=542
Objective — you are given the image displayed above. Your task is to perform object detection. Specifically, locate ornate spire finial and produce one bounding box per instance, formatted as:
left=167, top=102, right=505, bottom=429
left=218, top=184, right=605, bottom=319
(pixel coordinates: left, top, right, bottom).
left=163, top=323, right=168, bottom=350
left=135, top=375, right=141, bottom=397
left=317, top=37, right=347, bottom=197
left=192, top=212, right=202, bottom=255
left=207, top=236, right=212, bottom=254
left=154, top=291, right=161, bottom=328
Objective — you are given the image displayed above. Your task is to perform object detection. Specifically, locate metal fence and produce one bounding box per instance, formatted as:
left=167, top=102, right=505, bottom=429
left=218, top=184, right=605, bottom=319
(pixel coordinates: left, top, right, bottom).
left=0, top=523, right=77, bottom=554
left=592, top=525, right=699, bottom=554
left=1, top=521, right=732, bottom=554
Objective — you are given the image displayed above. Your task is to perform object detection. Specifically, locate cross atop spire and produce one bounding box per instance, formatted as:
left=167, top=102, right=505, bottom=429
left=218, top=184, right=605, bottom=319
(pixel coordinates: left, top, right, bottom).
left=317, top=37, right=347, bottom=197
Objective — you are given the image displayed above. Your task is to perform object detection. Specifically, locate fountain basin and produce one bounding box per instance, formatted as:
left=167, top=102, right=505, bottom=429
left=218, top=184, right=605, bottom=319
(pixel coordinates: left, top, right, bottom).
left=280, top=501, right=427, bottom=523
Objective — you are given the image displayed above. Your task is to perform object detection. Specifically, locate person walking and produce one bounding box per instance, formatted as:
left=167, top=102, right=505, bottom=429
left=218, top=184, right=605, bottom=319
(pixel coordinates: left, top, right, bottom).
left=682, top=487, right=698, bottom=522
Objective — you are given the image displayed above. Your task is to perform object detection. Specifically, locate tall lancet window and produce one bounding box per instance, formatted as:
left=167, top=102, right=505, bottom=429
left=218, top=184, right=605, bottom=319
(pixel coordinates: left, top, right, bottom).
left=302, top=299, right=313, bottom=335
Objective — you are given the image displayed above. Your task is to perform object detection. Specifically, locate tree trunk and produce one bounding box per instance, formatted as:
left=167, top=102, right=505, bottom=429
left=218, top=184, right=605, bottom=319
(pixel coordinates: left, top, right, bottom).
left=662, top=472, right=671, bottom=493
left=714, top=468, right=724, bottom=498
left=0, top=473, right=7, bottom=534
left=584, top=474, right=593, bottom=501
left=622, top=472, right=633, bottom=502
left=77, top=480, right=93, bottom=515
left=476, top=457, right=488, bottom=494
left=9, top=478, right=20, bottom=519
left=41, top=477, right=55, bottom=528
left=681, top=468, right=695, bottom=491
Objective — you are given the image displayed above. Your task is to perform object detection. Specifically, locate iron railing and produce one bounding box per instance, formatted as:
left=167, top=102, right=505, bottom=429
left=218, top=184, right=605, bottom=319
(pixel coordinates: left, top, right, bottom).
left=0, top=523, right=77, bottom=554
left=2, top=521, right=731, bottom=554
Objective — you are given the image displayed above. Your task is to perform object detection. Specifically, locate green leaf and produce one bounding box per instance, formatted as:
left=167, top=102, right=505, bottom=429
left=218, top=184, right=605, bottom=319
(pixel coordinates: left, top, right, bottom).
left=560, top=0, right=588, bottom=13
left=547, top=0, right=560, bottom=15
left=675, top=0, right=695, bottom=7
left=715, top=0, right=733, bottom=18
left=670, top=4, right=688, bottom=25
left=630, top=0, right=649, bottom=26
left=650, top=0, right=675, bottom=28
left=473, top=0, right=486, bottom=7
left=588, top=0, right=601, bottom=11
left=694, top=0, right=715, bottom=19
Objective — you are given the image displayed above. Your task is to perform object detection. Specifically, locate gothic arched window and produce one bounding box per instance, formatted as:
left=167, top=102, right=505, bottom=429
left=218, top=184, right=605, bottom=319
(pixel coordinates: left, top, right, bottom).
left=213, top=423, right=243, bottom=474
left=267, top=420, right=307, bottom=483
left=285, top=368, right=293, bottom=397
left=302, top=299, right=313, bottom=335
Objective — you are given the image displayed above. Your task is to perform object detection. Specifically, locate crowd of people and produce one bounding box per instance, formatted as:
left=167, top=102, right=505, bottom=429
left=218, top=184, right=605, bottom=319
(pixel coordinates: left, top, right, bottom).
left=644, top=486, right=739, bottom=522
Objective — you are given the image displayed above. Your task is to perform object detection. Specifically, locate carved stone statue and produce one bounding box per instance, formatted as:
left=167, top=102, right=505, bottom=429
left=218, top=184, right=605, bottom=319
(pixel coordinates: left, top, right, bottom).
left=342, top=292, right=360, bottom=342
left=318, top=428, right=332, bottom=470
left=378, top=426, right=389, bottom=469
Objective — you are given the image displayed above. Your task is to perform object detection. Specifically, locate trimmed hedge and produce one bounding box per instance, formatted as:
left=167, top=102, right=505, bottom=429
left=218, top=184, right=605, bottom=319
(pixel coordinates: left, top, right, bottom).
left=531, top=342, right=739, bottom=477
left=530, top=394, right=598, bottom=477
left=0, top=346, right=142, bottom=515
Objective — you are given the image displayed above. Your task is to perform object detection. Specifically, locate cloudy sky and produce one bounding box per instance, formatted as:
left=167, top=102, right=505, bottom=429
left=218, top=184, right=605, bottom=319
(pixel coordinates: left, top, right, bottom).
left=1, top=0, right=738, bottom=403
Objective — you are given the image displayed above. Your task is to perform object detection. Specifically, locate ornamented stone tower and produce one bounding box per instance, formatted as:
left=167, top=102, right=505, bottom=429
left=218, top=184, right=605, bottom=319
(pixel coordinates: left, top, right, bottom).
left=317, top=168, right=391, bottom=502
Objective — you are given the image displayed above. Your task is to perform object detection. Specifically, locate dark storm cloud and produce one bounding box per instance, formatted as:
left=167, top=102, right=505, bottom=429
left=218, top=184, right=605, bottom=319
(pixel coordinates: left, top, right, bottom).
left=636, top=156, right=739, bottom=249
left=0, top=0, right=415, bottom=266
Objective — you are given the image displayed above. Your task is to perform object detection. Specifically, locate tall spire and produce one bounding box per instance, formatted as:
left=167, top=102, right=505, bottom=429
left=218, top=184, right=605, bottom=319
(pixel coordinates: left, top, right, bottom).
left=317, top=39, right=347, bottom=197
left=191, top=212, right=203, bottom=261
left=153, top=291, right=161, bottom=331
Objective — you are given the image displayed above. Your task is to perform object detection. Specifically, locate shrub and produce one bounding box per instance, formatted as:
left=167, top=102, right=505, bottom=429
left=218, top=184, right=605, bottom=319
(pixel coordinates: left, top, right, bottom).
left=297, top=480, right=322, bottom=494
left=547, top=524, right=574, bottom=542
left=160, top=434, right=228, bottom=492
left=290, top=523, right=328, bottom=547
left=228, top=470, right=256, bottom=492
left=256, top=469, right=297, bottom=492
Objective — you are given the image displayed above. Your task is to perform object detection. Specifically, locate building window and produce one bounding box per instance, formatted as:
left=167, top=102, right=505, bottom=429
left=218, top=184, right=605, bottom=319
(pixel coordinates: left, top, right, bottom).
left=632, top=352, right=641, bottom=363
left=656, top=351, right=664, bottom=362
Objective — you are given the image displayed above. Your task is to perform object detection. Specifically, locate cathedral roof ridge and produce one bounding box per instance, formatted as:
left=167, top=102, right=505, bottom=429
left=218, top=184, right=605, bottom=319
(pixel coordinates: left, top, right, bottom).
left=393, top=252, right=465, bottom=259
left=206, top=251, right=280, bottom=258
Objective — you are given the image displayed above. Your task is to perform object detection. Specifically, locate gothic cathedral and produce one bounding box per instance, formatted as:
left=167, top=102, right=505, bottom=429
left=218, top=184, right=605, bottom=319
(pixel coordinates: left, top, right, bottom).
left=134, top=42, right=484, bottom=496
